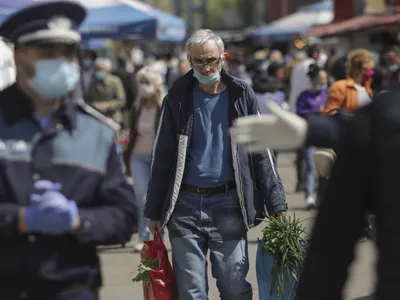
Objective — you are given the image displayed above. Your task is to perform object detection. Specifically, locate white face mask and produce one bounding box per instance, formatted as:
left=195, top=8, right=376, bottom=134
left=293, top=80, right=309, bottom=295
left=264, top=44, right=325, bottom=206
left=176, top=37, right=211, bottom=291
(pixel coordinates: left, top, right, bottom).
left=139, top=83, right=156, bottom=98
left=193, top=69, right=221, bottom=85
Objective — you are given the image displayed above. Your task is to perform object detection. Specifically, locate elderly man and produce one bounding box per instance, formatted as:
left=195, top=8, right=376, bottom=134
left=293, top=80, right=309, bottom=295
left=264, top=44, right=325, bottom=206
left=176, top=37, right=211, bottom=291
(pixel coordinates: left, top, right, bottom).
left=0, top=2, right=137, bottom=299
left=86, top=57, right=126, bottom=124
left=144, top=29, right=287, bottom=300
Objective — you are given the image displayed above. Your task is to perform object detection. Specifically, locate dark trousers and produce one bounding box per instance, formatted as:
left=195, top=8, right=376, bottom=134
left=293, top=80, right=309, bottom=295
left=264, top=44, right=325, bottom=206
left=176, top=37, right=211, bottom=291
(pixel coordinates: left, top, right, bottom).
left=295, top=148, right=305, bottom=189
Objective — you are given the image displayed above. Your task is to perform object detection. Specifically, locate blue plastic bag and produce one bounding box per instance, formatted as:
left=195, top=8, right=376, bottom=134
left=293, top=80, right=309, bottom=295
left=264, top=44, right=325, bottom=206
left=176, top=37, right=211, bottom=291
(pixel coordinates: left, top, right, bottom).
left=256, top=240, right=298, bottom=300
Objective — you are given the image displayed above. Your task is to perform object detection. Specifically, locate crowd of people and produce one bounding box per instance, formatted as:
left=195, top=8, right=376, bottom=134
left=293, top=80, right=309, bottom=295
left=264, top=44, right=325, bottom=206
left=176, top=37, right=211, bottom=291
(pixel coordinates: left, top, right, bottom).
left=2, top=0, right=400, bottom=299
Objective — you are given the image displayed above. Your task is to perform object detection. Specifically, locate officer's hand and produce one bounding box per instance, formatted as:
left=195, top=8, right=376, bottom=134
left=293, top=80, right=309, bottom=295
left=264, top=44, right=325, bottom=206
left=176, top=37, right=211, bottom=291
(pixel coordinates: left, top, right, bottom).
left=24, top=191, right=79, bottom=235
left=33, top=179, right=62, bottom=192
left=230, top=101, right=308, bottom=152
left=148, top=220, right=162, bottom=237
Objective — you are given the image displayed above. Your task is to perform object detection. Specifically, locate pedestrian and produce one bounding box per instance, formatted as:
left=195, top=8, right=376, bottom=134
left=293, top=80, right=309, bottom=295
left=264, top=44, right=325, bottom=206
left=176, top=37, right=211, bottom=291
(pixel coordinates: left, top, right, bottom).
left=323, top=49, right=374, bottom=116
left=296, top=64, right=328, bottom=208
left=290, top=45, right=322, bottom=193
left=86, top=57, right=126, bottom=124
left=144, top=29, right=287, bottom=300
left=0, top=2, right=137, bottom=299
left=123, top=66, right=164, bottom=252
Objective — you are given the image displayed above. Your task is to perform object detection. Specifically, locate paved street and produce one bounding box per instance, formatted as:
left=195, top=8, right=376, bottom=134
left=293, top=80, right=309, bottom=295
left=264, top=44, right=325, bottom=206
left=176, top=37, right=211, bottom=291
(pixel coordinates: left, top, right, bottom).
left=99, top=153, right=376, bottom=300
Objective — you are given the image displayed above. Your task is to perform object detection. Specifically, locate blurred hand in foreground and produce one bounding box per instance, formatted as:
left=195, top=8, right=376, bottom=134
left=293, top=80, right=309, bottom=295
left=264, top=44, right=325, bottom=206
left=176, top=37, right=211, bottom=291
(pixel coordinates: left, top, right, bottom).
left=230, top=101, right=308, bottom=152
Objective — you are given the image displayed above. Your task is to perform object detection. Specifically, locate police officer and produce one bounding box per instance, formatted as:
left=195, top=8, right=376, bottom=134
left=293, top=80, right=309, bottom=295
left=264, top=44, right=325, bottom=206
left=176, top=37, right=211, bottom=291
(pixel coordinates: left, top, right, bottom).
left=0, top=2, right=137, bottom=300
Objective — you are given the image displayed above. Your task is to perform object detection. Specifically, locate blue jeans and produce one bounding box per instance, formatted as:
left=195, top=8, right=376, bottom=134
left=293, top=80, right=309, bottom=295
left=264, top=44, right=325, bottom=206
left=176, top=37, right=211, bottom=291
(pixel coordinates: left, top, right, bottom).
left=130, top=152, right=152, bottom=241
left=304, top=146, right=316, bottom=198
left=167, top=189, right=252, bottom=300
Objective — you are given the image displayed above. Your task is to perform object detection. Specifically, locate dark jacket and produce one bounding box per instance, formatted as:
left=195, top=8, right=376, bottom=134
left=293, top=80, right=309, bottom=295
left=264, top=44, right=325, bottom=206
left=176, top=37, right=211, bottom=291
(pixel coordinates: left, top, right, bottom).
left=112, top=69, right=139, bottom=110
left=252, top=70, right=285, bottom=95
left=123, top=104, right=162, bottom=175
left=297, top=90, right=400, bottom=299
left=306, top=110, right=353, bottom=151
left=0, top=84, right=137, bottom=293
left=144, top=69, right=288, bottom=228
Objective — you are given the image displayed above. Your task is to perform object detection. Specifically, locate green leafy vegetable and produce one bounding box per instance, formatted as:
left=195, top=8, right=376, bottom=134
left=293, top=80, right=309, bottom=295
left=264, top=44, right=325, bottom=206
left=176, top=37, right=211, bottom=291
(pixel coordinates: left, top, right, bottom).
left=132, top=258, right=159, bottom=284
left=260, top=214, right=308, bottom=299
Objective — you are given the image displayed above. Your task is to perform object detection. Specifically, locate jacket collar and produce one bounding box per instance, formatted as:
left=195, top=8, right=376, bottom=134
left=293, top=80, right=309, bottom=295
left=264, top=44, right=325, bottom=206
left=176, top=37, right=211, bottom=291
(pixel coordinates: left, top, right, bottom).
left=171, top=68, right=246, bottom=102
left=344, top=77, right=373, bottom=96
left=0, top=84, right=77, bottom=129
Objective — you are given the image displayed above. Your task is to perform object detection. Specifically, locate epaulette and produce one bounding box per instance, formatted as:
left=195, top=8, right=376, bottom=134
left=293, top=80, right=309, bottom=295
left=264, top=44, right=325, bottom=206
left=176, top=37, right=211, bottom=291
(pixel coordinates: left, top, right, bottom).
left=78, top=103, right=121, bottom=132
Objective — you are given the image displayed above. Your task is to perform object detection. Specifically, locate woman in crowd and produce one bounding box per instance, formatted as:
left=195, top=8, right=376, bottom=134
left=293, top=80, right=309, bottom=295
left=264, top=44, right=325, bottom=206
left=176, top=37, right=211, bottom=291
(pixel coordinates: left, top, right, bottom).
left=296, top=64, right=329, bottom=209
left=323, top=49, right=374, bottom=115
left=123, top=67, right=164, bottom=251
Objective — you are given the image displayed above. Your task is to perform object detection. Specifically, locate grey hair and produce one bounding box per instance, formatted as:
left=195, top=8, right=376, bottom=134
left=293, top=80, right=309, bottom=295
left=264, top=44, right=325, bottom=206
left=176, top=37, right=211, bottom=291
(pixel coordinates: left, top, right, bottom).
left=186, top=29, right=225, bottom=56
left=94, top=57, right=112, bottom=71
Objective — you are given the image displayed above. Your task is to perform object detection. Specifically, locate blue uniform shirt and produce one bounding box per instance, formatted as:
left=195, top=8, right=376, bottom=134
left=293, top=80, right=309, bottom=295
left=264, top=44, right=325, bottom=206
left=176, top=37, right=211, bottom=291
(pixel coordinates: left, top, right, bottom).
left=0, top=84, right=136, bottom=289
left=183, top=83, right=234, bottom=187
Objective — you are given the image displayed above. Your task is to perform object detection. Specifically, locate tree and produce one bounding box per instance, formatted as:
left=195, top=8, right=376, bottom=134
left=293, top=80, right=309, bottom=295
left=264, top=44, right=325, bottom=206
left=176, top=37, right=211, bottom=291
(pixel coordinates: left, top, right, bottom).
left=207, top=0, right=241, bottom=28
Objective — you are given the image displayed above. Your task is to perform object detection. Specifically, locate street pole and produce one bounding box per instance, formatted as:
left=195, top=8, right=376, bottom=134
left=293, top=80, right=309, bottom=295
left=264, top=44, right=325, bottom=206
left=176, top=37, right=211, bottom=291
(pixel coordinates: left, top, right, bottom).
left=173, top=0, right=183, bottom=16
left=186, top=0, right=194, bottom=35
left=201, top=0, right=208, bottom=28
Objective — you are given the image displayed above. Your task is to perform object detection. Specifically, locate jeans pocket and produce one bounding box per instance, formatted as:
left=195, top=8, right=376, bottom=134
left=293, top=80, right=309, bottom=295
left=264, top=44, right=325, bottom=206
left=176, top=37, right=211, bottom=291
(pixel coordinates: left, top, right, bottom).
left=228, top=189, right=241, bottom=207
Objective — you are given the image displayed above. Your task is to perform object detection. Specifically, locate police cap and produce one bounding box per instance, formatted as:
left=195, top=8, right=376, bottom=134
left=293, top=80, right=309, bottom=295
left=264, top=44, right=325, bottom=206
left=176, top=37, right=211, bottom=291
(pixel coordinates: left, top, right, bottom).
left=0, top=1, right=86, bottom=45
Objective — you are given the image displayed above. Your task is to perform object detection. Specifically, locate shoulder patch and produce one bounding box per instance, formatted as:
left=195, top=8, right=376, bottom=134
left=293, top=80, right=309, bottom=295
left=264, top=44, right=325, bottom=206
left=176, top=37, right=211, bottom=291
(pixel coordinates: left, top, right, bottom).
left=78, top=103, right=121, bottom=132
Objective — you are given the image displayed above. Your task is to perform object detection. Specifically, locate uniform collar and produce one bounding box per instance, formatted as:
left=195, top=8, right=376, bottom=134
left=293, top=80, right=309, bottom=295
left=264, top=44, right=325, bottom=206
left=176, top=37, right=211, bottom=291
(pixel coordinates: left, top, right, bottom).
left=1, top=84, right=77, bottom=129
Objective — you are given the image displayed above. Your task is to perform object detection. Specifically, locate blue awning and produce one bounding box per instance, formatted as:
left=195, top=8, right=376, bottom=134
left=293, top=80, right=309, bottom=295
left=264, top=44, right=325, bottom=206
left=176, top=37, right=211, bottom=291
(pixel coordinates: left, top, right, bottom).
left=0, top=0, right=31, bottom=21
left=252, top=1, right=333, bottom=44
left=0, top=0, right=186, bottom=42
left=79, top=0, right=186, bottom=42
left=298, top=1, right=333, bottom=12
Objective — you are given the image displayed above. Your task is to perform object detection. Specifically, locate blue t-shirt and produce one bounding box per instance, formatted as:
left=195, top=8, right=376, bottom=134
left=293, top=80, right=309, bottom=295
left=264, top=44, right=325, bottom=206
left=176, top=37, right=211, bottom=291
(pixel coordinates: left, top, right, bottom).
left=183, top=84, right=234, bottom=187
left=34, top=114, right=52, bottom=130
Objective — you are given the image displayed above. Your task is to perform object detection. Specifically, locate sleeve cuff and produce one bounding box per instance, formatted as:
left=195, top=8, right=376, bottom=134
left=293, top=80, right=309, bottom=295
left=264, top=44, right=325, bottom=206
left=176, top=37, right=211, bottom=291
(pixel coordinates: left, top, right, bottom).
left=271, top=203, right=288, bottom=213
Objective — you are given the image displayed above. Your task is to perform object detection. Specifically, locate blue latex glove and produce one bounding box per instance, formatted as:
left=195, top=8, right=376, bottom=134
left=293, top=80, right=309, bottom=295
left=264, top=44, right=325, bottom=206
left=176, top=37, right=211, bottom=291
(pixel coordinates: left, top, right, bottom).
left=25, top=190, right=78, bottom=235
left=33, top=180, right=62, bottom=193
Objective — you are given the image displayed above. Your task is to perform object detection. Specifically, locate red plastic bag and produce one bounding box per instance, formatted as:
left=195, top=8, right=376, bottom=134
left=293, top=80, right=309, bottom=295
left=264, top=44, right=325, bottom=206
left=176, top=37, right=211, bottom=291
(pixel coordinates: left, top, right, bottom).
left=140, top=231, right=176, bottom=300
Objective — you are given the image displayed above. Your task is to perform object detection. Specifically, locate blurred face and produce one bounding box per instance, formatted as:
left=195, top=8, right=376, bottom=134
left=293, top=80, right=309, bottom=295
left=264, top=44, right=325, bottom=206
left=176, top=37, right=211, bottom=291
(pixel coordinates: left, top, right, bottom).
left=385, top=50, right=397, bottom=65
left=95, top=63, right=107, bottom=73
left=187, top=41, right=224, bottom=75
left=178, top=61, right=190, bottom=76
left=314, top=70, right=328, bottom=86
left=361, top=60, right=375, bottom=76
left=138, top=75, right=157, bottom=101
left=275, top=67, right=285, bottom=81
left=312, top=50, right=320, bottom=61
left=14, top=43, right=77, bottom=84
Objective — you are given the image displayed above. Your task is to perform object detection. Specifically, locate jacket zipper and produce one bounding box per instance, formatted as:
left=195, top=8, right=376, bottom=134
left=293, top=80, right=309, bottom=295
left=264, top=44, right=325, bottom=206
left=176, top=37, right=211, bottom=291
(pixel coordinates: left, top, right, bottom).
left=234, top=101, right=249, bottom=229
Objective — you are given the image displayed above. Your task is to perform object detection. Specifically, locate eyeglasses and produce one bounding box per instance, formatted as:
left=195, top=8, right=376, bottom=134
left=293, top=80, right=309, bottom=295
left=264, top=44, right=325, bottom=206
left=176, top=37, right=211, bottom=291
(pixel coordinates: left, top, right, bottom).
left=189, top=56, right=222, bottom=68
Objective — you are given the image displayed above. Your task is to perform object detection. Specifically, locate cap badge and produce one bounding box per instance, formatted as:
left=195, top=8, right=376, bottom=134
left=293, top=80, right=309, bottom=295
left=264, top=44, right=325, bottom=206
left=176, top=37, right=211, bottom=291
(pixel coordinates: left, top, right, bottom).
left=48, top=16, right=72, bottom=30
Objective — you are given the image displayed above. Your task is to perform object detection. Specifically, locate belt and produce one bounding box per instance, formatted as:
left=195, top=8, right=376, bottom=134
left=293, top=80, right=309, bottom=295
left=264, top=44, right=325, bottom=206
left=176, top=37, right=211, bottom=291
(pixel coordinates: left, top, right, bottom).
left=181, top=181, right=236, bottom=196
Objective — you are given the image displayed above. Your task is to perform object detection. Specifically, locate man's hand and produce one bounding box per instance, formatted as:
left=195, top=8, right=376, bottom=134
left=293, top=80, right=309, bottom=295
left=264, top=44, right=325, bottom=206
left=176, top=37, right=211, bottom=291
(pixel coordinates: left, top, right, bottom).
left=272, top=211, right=286, bottom=219
left=148, top=220, right=162, bottom=237
left=230, top=101, right=308, bottom=152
